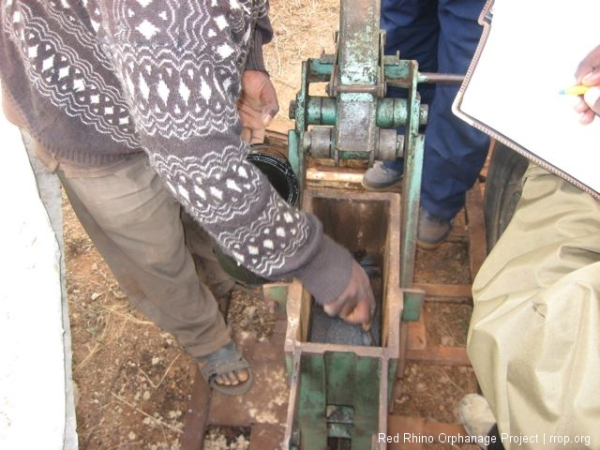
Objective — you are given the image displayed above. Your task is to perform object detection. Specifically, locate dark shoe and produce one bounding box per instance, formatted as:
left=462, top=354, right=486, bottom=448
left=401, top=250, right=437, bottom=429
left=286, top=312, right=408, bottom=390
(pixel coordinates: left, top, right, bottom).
left=362, top=162, right=403, bottom=190
left=458, top=394, right=497, bottom=449
left=417, top=208, right=451, bottom=249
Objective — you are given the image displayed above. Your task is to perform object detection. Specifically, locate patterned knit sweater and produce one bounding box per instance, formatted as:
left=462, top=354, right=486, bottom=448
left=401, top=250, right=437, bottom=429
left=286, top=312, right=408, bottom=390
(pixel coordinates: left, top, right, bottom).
left=0, top=0, right=352, bottom=304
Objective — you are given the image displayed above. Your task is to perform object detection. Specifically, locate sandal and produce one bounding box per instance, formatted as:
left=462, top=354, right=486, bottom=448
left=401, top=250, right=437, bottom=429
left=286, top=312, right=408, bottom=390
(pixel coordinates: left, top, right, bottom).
left=196, top=342, right=254, bottom=396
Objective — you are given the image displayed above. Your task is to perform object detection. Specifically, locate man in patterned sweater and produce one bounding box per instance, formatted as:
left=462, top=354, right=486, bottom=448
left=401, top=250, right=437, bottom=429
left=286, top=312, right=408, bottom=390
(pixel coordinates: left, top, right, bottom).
left=0, top=0, right=374, bottom=394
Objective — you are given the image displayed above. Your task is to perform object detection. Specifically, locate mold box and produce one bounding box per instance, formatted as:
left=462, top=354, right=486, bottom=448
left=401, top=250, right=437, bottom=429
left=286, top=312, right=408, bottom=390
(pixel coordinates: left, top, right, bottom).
left=282, top=188, right=403, bottom=450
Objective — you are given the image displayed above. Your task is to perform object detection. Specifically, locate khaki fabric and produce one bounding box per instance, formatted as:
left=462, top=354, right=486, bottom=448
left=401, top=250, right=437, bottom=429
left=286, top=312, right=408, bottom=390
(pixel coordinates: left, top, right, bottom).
left=58, top=158, right=232, bottom=358
left=468, top=165, right=600, bottom=449
left=22, top=133, right=234, bottom=359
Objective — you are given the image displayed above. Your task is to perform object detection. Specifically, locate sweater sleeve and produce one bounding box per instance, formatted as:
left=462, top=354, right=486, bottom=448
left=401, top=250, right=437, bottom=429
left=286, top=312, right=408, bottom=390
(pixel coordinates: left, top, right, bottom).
left=100, top=0, right=352, bottom=304
left=245, top=7, right=273, bottom=72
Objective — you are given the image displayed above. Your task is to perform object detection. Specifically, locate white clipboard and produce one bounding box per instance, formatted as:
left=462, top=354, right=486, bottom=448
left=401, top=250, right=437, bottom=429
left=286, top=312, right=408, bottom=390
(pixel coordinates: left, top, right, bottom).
left=453, top=0, right=600, bottom=200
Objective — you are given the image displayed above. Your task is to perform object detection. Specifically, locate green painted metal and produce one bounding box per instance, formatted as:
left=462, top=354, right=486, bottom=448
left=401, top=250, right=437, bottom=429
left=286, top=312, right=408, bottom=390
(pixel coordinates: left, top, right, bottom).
left=382, top=55, right=412, bottom=80
left=262, top=283, right=289, bottom=316
left=306, top=54, right=415, bottom=82
left=334, top=0, right=380, bottom=165
left=324, top=352, right=356, bottom=406
left=327, top=405, right=354, bottom=439
left=401, top=288, right=426, bottom=322
left=303, top=96, right=427, bottom=128
left=287, top=128, right=308, bottom=209
left=307, top=56, right=336, bottom=80
left=284, top=0, right=432, bottom=447
left=293, top=352, right=385, bottom=450
left=298, top=354, right=328, bottom=450
left=289, top=52, right=425, bottom=289
left=337, top=150, right=372, bottom=160
left=305, top=97, right=337, bottom=125
left=351, top=356, right=382, bottom=450
left=399, top=63, right=424, bottom=289
left=287, top=130, right=302, bottom=192
left=294, top=60, right=309, bottom=134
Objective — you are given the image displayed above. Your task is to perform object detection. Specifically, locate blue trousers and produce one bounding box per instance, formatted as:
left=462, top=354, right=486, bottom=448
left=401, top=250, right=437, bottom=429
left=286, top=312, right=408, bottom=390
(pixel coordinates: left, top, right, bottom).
left=381, top=0, right=489, bottom=220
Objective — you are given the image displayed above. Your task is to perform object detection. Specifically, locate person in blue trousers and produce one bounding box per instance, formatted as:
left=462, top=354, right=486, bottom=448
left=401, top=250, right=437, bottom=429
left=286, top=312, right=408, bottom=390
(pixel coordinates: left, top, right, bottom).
left=363, top=0, right=490, bottom=249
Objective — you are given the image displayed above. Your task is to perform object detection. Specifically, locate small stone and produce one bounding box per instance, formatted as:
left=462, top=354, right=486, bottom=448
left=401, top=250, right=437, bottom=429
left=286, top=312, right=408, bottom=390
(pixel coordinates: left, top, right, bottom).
left=396, top=394, right=410, bottom=405
left=167, top=410, right=182, bottom=419
left=112, top=288, right=127, bottom=299
left=245, top=305, right=257, bottom=319
left=441, top=336, right=455, bottom=347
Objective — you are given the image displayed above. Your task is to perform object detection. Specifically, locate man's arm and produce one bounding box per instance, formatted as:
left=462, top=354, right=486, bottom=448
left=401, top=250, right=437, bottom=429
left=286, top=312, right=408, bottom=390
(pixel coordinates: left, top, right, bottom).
left=99, top=0, right=373, bottom=326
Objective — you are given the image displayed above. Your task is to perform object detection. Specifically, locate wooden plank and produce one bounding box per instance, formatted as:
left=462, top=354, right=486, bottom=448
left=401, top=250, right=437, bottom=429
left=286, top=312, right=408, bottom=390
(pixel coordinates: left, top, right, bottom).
left=466, top=182, right=488, bottom=279
left=406, top=346, right=470, bottom=366
left=396, top=323, right=409, bottom=379
left=386, top=415, right=424, bottom=450
left=387, top=415, right=469, bottom=449
left=414, top=283, right=472, bottom=301
left=423, top=421, right=468, bottom=438
left=181, top=369, right=211, bottom=450
left=248, top=423, right=286, bottom=450
left=407, top=309, right=427, bottom=351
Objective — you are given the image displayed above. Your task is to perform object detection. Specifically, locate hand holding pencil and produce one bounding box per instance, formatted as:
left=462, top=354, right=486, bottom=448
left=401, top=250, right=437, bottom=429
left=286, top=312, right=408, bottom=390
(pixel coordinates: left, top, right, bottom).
left=571, top=44, right=600, bottom=125
left=559, top=85, right=593, bottom=96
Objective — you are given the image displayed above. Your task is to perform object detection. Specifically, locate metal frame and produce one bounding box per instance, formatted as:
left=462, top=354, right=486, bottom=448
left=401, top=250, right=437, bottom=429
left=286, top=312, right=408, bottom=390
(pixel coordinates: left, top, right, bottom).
left=287, top=0, right=427, bottom=290
left=282, top=189, right=402, bottom=450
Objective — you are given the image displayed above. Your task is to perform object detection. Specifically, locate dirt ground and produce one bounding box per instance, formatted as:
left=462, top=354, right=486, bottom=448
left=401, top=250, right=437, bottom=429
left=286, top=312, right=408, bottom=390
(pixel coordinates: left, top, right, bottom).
left=66, top=1, right=481, bottom=449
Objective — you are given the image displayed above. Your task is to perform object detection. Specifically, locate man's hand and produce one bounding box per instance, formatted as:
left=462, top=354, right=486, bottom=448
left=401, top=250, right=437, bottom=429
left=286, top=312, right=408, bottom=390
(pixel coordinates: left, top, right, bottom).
left=573, top=45, right=600, bottom=125
left=323, top=260, right=376, bottom=331
left=238, top=70, right=279, bottom=144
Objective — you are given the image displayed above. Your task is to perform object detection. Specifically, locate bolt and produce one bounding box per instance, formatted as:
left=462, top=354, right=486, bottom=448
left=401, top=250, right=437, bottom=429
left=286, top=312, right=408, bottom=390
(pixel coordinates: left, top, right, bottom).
left=289, top=100, right=297, bottom=119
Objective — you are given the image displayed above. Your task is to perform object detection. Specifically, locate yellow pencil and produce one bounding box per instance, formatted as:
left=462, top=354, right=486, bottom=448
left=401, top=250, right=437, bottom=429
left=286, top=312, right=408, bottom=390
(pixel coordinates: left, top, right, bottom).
left=558, top=85, right=590, bottom=96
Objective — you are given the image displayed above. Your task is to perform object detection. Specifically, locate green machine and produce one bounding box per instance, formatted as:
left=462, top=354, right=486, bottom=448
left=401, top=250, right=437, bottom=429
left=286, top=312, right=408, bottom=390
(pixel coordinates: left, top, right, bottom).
left=287, top=0, right=429, bottom=290
left=270, top=0, right=458, bottom=448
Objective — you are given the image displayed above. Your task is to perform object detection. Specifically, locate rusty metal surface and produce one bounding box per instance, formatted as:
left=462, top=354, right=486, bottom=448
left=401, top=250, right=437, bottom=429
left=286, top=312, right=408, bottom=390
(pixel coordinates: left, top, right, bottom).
left=406, top=346, right=471, bottom=366
left=416, top=72, right=465, bottom=85
left=287, top=188, right=403, bottom=357
left=406, top=311, right=427, bottom=351
left=466, top=181, right=488, bottom=279
left=181, top=370, right=211, bottom=450
left=248, top=423, right=286, bottom=450
left=306, top=167, right=365, bottom=185
left=387, top=415, right=469, bottom=449
left=207, top=320, right=289, bottom=428
left=414, top=283, right=472, bottom=302
left=181, top=318, right=289, bottom=450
